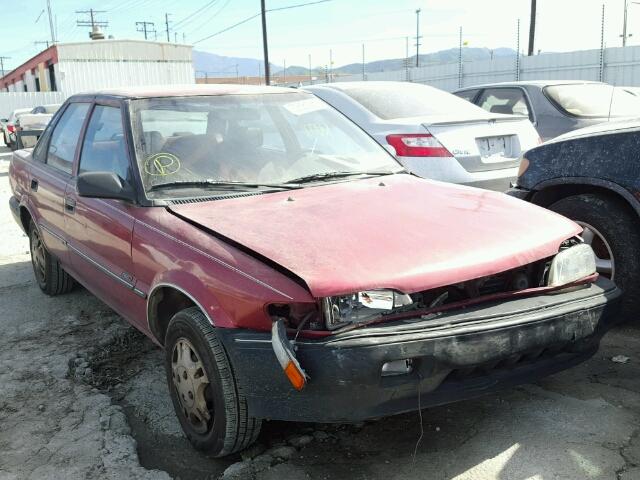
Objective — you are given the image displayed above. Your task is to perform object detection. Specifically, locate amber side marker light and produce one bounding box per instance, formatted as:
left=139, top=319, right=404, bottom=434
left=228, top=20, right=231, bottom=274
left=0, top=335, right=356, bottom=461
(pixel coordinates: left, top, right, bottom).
left=271, top=319, right=308, bottom=391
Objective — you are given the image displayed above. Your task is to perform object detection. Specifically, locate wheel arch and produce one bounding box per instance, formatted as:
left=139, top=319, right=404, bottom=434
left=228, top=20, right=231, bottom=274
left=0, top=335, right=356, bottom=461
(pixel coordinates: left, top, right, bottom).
left=147, top=283, right=211, bottom=347
left=530, top=177, right=640, bottom=218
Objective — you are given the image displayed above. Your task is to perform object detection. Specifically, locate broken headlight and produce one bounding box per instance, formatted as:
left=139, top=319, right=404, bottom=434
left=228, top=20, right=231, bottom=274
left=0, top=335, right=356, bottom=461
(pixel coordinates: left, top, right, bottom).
left=547, top=243, right=596, bottom=287
left=322, top=290, right=413, bottom=330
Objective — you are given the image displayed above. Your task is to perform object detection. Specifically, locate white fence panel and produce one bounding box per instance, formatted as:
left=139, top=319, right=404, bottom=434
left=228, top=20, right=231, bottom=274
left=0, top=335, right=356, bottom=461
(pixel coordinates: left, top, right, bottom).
left=323, top=45, right=640, bottom=92
left=0, top=92, right=66, bottom=119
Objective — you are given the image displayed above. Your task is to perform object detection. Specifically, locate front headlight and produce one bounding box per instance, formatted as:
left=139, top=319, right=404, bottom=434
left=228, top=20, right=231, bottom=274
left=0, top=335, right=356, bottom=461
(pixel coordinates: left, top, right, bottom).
left=322, top=290, right=413, bottom=329
left=547, top=243, right=596, bottom=287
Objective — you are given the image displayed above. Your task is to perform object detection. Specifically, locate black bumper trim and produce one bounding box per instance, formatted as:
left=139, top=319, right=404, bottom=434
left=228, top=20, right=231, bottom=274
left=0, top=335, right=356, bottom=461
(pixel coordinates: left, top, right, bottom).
left=9, top=196, right=22, bottom=232
left=218, top=278, right=621, bottom=423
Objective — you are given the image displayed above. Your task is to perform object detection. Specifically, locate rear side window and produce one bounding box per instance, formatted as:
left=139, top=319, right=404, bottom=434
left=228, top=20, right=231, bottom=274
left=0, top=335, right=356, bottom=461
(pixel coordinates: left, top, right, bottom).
left=477, top=88, right=531, bottom=118
left=46, top=103, right=90, bottom=174
left=334, top=83, right=486, bottom=120
left=544, top=83, right=640, bottom=118
left=80, top=106, right=130, bottom=181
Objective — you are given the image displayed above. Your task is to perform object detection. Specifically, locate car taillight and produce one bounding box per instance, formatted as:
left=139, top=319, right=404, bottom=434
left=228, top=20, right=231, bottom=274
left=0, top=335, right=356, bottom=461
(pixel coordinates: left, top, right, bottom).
left=7, top=125, right=15, bottom=133
left=386, top=134, right=453, bottom=157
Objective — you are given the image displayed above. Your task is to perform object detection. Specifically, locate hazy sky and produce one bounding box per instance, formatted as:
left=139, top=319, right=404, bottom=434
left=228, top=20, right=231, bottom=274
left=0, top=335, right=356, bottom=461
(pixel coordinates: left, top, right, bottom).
left=0, top=0, right=636, bottom=71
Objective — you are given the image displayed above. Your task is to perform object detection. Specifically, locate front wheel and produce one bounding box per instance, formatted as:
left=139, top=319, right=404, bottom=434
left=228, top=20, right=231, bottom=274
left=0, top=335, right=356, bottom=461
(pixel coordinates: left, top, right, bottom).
left=164, top=307, right=261, bottom=457
left=550, top=194, right=640, bottom=320
left=29, top=220, right=74, bottom=295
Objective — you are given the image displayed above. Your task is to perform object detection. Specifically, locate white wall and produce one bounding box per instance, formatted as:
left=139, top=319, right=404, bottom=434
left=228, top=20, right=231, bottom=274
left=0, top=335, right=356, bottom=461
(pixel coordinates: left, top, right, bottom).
left=55, top=40, right=194, bottom=95
left=337, top=45, right=640, bottom=91
left=0, top=92, right=66, bottom=119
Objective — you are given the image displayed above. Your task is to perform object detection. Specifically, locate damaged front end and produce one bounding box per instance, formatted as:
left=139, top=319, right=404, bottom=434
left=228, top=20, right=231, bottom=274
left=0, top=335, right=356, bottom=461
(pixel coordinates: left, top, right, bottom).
left=267, top=240, right=600, bottom=391
left=270, top=239, right=597, bottom=335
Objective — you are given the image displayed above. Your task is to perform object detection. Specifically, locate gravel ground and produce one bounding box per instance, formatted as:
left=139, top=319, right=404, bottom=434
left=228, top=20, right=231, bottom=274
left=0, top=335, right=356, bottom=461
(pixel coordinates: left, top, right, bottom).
left=2, top=142, right=640, bottom=480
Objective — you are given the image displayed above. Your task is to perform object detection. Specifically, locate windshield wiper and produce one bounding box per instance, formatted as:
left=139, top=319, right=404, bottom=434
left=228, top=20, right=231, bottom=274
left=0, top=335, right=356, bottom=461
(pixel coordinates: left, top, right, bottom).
left=284, top=171, right=397, bottom=185
left=148, top=179, right=298, bottom=192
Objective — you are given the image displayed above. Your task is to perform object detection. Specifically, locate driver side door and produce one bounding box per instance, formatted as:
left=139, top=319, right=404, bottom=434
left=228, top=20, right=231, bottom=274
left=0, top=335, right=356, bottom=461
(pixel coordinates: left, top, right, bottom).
left=64, top=103, right=143, bottom=320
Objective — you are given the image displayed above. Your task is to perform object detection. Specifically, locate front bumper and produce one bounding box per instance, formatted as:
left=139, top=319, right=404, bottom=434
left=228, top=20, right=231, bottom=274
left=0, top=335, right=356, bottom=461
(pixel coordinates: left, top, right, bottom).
left=218, top=278, right=621, bottom=423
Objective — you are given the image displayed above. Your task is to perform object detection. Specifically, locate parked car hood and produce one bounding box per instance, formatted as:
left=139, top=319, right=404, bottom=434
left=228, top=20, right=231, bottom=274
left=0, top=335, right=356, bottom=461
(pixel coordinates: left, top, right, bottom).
left=168, top=174, right=581, bottom=298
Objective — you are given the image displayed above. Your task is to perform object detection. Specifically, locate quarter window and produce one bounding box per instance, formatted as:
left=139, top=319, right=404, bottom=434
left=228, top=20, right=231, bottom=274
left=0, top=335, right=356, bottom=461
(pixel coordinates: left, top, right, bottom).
left=47, top=103, right=90, bottom=174
left=79, top=106, right=130, bottom=181
left=477, top=88, right=531, bottom=119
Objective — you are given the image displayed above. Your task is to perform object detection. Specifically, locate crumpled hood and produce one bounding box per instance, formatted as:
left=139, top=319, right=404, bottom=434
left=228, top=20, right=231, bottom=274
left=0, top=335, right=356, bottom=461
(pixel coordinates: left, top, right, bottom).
left=169, top=174, right=581, bottom=297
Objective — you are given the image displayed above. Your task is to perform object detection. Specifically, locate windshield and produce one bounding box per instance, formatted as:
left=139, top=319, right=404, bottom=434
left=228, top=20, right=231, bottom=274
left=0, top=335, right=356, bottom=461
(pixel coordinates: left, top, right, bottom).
left=544, top=84, right=640, bottom=118
left=130, top=93, right=401, bottom=195
left=332, top=82, right=488, bottom=120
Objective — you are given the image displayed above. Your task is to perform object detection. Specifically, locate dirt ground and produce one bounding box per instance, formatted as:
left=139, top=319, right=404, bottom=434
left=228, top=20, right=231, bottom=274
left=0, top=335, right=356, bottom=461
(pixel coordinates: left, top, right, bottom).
left=2, top=143, right=640, bottom=480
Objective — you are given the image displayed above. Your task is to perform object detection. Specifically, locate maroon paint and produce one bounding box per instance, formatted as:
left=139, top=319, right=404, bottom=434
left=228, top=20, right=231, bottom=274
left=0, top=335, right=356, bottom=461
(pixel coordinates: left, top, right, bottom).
left=170, top=175, right=581, bottom=298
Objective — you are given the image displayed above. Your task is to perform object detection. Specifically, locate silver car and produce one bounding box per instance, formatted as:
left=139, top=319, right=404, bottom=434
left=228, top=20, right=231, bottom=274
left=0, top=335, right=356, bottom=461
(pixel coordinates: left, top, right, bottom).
left=455, top=81, right=640, bottom=141
left=305, top=81, right=540, bottom=191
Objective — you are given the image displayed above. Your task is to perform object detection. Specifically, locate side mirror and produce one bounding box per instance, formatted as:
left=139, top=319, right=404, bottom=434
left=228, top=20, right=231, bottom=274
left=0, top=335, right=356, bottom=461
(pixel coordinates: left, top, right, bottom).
left=76, top=171, right=135, bottom=202
left=0, top=118, right=8, bottom=123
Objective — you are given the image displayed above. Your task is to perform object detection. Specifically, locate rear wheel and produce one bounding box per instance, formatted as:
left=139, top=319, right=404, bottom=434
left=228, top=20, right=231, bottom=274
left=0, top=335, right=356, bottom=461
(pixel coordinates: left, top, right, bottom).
left=549, top=194, right=640, bottom=320
left=165, top=307, right=261, bottom=457
left=29, top=220, right=75, bottom=295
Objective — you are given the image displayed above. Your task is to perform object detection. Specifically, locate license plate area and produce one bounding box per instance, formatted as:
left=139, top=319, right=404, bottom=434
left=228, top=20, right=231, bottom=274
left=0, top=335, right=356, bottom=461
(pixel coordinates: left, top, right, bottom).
left=476, top=135, right=517, bottom=163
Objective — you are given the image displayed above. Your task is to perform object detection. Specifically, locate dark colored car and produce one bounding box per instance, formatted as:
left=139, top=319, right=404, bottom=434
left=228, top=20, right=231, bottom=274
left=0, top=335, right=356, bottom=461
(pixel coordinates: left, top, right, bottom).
left=454, top=81, right=640, bottom=141
left=508, top=119, right=640, bottom=319
left=9, top=85, right=620, bottom=457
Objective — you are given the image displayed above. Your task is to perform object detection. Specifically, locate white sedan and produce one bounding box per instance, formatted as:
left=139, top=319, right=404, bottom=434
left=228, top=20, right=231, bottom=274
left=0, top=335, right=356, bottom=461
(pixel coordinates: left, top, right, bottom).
left=304, top=81, right=541, bottom=191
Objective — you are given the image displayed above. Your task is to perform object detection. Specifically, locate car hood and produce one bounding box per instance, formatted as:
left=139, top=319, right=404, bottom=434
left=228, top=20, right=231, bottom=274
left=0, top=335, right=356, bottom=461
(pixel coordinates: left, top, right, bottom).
left=168, top=175, right=581, bottom=298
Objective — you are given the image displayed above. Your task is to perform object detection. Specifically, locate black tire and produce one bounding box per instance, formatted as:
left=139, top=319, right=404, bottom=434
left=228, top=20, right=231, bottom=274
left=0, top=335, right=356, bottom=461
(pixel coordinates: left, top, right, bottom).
left=549, top=194, right=640, bottom=320
left=28, top=220, right=75, bottom=296
left=164, top=307, right=261, bottom=457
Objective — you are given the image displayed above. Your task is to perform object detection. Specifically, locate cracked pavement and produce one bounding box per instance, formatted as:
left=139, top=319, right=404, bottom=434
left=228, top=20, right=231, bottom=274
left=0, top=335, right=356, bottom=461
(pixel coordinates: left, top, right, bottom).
left=1, top=142, right=640, bottom=479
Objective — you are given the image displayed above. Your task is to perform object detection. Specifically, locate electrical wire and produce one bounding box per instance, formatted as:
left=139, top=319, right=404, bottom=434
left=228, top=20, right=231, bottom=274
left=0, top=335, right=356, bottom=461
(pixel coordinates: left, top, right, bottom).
left=173, top=0, right=219, bottom=29
left=184, top=0, right=232, bottom=36
left=193, top=0, right=331, bottom=45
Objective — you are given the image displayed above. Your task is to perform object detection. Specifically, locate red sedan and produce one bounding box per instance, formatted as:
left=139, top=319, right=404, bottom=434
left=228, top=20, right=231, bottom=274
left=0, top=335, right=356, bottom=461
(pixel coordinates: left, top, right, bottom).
left=9, top=85, right=620, bottom=457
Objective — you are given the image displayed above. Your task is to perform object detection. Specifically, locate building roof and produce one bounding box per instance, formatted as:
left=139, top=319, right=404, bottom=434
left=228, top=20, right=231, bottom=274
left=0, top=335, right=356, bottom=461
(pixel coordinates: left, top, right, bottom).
left=77, top=83, right=298, bottom=99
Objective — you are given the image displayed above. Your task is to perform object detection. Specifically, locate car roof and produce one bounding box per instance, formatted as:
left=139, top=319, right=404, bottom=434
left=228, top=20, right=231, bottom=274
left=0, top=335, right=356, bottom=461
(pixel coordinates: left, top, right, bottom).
left=73, top=83, right=298, bottom=99
left=454, top=80, right=605, bottom=91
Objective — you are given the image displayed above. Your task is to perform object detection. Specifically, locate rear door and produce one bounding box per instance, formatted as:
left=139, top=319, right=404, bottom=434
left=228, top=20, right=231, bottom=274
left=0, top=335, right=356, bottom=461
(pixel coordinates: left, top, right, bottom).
left=64, top=103, right=141, bottom=320
left=28, top=102, right=91, bottom=265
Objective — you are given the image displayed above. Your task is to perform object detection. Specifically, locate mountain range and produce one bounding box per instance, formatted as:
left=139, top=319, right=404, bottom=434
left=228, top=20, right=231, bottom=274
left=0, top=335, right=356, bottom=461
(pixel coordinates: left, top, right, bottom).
left=193, top=47, right=518, bottom=78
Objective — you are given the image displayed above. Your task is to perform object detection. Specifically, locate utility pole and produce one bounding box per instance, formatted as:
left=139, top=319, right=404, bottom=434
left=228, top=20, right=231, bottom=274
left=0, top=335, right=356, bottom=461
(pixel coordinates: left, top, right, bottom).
left=283, top=59, right=286, bottom=84
left=174, top=32, right=178, bottom=43
left=260, top=0, right=270, bottom=85
left=405, top=36, right=410, bottom=81
left=135, top=21, right=155, bottom=40
left=516, top=19, right=521, bottom=80
left=458, top=26, right=463, bottom=88
left=308, top=54, right=312, bottom=85
left=415, top=8, right=422, bottom=67
left=235, top=64, right=239, bottom=82
left=528, top=0, right=536, bottom=55
left=0, top=56, right=10, bottom=77
left=600, top=4, right=606, bottom=81
left=47, top=0, right=56, bottom=44
left=362, top=44, right=366, bottom=80
left=329, top=49, right=333, bottom=82
left=76, top=8, right=108, bottom=38
left=165, top=13, right=171, bottom=42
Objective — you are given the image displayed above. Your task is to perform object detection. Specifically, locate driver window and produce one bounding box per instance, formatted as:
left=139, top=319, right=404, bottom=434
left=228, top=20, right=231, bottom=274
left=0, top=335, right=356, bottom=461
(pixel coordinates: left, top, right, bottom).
left=79, top=106, right=130, bottom=181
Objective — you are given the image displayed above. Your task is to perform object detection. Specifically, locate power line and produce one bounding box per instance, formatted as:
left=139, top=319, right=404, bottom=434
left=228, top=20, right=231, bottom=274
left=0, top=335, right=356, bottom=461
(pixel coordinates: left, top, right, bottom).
left=173, top=0, right=219, bottom=29
left=184, top=0, right=232, bottom=36
left=193, top=0, right=330, bottom=45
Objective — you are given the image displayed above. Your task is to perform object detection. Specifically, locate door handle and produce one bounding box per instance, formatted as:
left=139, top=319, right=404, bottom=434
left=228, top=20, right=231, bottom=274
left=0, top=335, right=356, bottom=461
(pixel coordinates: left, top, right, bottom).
left=64, top=197, right=76, bottom=213
left=30, top=179, right=38, bottom=191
